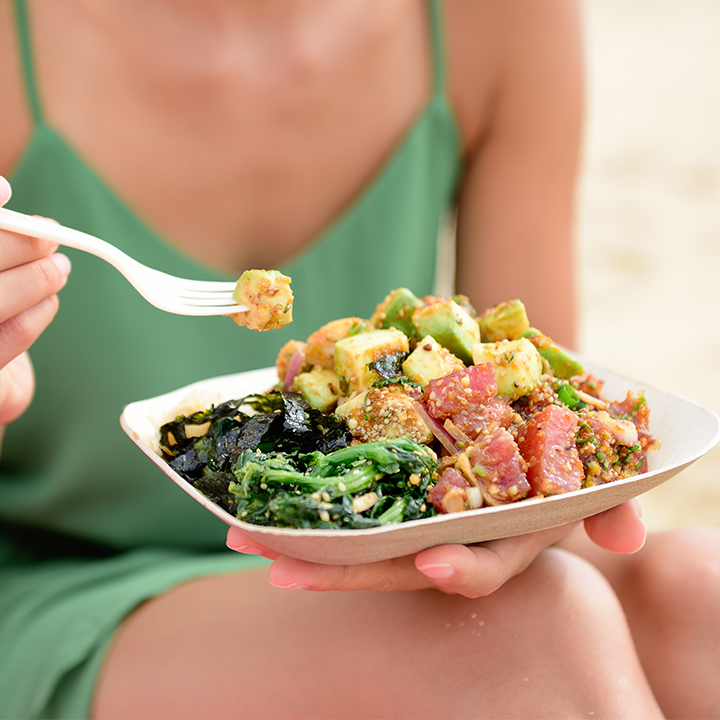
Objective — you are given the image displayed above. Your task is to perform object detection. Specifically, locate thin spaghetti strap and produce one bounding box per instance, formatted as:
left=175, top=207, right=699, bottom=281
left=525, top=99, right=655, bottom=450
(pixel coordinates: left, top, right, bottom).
left=426, top=0, right=449, bottom=95
left=11, top=0, right=44, bottom=123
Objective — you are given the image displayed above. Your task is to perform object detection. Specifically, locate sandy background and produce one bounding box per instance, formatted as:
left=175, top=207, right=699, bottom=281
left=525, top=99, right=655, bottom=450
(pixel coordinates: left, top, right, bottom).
left=578, top=0, right=720, bottom=531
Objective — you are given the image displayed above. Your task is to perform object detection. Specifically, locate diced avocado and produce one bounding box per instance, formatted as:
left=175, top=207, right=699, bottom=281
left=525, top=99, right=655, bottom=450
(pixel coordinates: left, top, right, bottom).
left=402, top=335, right=465, bottom=387
left=304, top=317, right=372, bottom=370
left=451, top=294, right=478, bottom=318
left=334, top=390, right=368, bottom=418
left=471, top=338, right=543, bottom=399
left=522, top=328, right=585, bottom=379
left=412, top=299, right=480, bottom=365
left=478, top=299, right=530, bottom=341
left=370, top=288, right=424, bottom=338
left=291, top=368, right=341, bottom=412
left=232, top=269, right=293, bottom=331
left=334, top=328, right=410, bottom=395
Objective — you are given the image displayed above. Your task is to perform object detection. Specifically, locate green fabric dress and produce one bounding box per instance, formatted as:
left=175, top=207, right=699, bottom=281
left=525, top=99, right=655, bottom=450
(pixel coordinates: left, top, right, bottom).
left=0, top=0, right=462, bottom=717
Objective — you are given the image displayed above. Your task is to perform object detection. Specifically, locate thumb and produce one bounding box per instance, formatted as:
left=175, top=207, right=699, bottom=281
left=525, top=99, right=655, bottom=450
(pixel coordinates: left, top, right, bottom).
left=584, top=499, right=646, bottom=554
left=0, top=176, right=11, bottom=206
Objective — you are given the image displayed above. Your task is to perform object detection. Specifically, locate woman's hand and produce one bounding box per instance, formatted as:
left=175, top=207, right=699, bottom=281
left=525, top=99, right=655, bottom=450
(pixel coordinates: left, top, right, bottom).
left=0, top=176, right=71, bottom=426
left=225, top=500, right=645, bottom=598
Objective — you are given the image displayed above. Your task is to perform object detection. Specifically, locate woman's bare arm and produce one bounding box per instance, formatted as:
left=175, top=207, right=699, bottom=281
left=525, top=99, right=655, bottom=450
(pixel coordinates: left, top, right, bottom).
left=452, top=0, right=584, bottom=348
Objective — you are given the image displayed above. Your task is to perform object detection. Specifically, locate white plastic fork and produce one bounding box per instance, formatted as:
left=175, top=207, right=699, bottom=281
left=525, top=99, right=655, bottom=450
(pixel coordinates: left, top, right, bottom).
left=0, top=207, right=246, bottom=316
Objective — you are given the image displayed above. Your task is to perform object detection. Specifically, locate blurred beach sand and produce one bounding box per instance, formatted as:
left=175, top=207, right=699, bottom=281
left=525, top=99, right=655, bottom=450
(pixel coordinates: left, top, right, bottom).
left=579, top=0, right=720, bottom=530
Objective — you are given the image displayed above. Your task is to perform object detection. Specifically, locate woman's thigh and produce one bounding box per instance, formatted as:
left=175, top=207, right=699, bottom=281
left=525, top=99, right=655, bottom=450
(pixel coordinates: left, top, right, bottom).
left=92, top=547, right=661, bottom=720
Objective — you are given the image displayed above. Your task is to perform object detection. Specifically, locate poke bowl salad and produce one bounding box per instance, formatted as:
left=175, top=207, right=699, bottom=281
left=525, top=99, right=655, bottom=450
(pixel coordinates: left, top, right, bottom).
left=156, top=289, right=660, bottom=532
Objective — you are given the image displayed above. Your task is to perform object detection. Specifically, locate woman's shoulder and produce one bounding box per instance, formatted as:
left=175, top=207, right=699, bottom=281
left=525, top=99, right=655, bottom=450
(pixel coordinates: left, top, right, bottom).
left=444, top=0, right=584, bottom=153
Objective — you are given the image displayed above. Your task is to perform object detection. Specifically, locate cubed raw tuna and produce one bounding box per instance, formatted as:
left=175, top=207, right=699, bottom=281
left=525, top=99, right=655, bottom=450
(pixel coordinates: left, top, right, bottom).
left=428, top=468, right=470, bottom=513
left=517, top=404, right=584, bottom=496
left=466, top=428, right=531, bottom=504
left=450, top=396, right=515, bottom=441
left=424, top=363, right=497, bottom=419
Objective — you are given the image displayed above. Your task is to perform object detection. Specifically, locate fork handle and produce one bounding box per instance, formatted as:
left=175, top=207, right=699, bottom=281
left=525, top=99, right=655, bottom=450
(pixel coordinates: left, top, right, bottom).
left=0, top=207, right=143, bottom=272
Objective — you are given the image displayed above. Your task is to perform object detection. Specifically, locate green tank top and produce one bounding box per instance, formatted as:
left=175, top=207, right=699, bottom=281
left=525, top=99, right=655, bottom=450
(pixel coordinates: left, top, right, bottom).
left=1, top=0, right=462, bottom=553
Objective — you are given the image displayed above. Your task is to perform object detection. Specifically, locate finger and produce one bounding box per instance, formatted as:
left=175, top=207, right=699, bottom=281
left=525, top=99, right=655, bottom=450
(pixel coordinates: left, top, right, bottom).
left=415, top=523, right=579, bottom=598
left=0, top=253, right=70, bottom=327
left=0, top=228, right=62, bottom=274
left=264, top=522, right=580, bottom=596
left=0, top=180, right=60, bottom=268
left=225, top=526, right=282, bottom=560
left=584, top=500, right=646, bottom=554
left=0, top=176, right=11, bottom=206
left=0, top=295, right=62, bottom=370
left=267, top=553, right=432, bottom=592
left=0, top=234, right=59, bottom=272
left=0, top=352, right=34, bottom=426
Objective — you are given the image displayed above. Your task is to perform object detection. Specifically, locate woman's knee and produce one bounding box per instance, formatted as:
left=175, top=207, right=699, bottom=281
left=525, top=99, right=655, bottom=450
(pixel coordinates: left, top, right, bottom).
left=468, top=547, right=661, bottom=717
left=610, top=526, right=720, bottom=719
left=519, top=547, right=636, bottom=645
left=626, top=526, right=720, bottom=616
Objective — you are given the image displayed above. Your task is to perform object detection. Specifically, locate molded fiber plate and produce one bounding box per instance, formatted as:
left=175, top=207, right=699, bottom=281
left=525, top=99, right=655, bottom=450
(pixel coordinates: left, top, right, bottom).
left=120, top=363, right=719, bottom=565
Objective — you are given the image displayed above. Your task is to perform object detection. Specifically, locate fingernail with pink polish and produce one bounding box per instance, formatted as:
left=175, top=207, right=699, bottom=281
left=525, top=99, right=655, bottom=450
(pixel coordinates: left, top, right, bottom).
left=268, top=564, right=311, bottom=590
left=230, top=544, right=263, bottom=555
left=225, top=537, right=267, bottom=556
left=416, top=562, right=456, bottom=581
left=269, top=578, right=310, bottom=590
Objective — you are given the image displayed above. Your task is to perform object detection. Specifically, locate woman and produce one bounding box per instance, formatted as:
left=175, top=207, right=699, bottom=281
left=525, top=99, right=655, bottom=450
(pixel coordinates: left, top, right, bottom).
left=0, top=1, right=718, bottom=718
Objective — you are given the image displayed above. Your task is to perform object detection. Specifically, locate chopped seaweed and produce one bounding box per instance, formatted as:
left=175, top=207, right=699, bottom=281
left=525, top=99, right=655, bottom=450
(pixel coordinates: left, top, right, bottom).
left=368, top=351, right=408, bottom=381
left=159, top=389, right=436, bottom=529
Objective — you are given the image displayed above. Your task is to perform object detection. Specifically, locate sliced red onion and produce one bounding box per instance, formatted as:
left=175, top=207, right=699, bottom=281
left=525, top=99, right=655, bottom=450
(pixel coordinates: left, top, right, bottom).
left=282, top=348, right=304, bottom=391
left=413, top=401, right=458, bottom=455
left=443, top=419, right=472, bottom=447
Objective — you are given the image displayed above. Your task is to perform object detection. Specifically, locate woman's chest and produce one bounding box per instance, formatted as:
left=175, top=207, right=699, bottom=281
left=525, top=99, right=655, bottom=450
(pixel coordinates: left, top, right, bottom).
left=26, top=2, right=434, bottom=272
left=83, top=63, right=430, bottom=273
left=14, top=0, right=497, bottom=273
